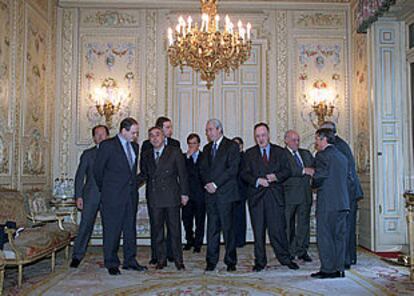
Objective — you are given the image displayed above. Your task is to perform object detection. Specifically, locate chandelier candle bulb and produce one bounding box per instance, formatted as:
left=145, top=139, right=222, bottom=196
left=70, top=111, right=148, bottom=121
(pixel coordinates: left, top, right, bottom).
left=187, top=16, right=192, bottom=33
left=247, top=22, right=251, bottom=40
left=215, top=15, right=220, bottom=31
left=168, top=27, right=173, bottom=45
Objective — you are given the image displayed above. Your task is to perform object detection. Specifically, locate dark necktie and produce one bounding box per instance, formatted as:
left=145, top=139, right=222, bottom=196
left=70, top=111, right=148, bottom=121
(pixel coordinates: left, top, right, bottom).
left=262, top=148, right=268, bottom=164
left=211, top=143, right=217, bottom=159
left=125, top=142, right=134, bottom=169
left=155, top=151, right=160, bottom=166
left=293, top=151, right=303, bottom=169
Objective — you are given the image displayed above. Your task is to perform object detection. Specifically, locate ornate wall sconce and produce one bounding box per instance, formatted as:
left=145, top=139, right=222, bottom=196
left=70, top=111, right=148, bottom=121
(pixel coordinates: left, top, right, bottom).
left=93, top=78, right=128, bottom=129
left=307, top=80, right=336, bottom=128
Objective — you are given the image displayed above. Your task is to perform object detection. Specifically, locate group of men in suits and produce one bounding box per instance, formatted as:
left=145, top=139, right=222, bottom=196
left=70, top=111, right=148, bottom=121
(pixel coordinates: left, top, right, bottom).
left=69, top=115, right=362, bottom=278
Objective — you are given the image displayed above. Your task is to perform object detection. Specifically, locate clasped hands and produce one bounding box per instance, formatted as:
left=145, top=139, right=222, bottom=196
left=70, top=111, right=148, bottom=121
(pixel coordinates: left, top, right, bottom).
left=204, top=182, right=217, bottom=194
left=181, top=195, right=189, bottom=206
left=257, top=173, right=277, bottom=188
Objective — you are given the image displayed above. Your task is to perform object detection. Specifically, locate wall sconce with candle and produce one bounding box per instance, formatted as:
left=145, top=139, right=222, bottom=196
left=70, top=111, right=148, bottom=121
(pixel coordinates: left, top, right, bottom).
left=307, top=80, right=337, bottom=128
left=93, top=77, right=129, bottom=129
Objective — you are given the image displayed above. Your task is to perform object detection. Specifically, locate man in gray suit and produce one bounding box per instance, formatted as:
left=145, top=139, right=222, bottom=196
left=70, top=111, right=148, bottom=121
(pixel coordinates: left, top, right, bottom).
left=283, top=130, right=314, bottom=262
left=320, top=121, right=364, bottom=268
left=311, top=128, right=349, bottom=279
left=70, top=125, right=109, bottom=268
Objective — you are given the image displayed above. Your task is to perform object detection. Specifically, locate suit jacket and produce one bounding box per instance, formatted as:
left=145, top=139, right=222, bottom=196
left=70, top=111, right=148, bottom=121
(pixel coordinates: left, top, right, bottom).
left=241, top=143, right=291, bottom=207
left=335, top=136, right=364, bottom=200
left=312, top=145, right=350, bottom=213
left=140, top=145, right=189, bottom=208
left=238, top=152, right=249, bottom=202
left=184, top=151, right=205, bottom=202
left=74, top=146, right=100, bottom=201
left=283, top=148, right=314, bottom=205
left=199, top=137, right=240, bottom=203
left=141, top=137, right=181, bottom=153
left=94, top=136, right=140, bottom=207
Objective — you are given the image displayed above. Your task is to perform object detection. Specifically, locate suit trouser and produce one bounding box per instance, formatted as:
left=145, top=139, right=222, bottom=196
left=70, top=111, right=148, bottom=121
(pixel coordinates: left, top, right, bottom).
left=72, top=196, right=101, bottom=260
left=249, top=192, right=291, bottom=267
left=285, top=202, right=312, bottom=257
left=345, top=199, right=358, bottom=265
left=206, top=201, right=237, bottom=266
left=148, top=202, right=173, bottom=261
left=150, top=206, right=183, bottom=264
left=317, top=210, right=348, bottom=273
left=233, top=199, right=247, bottom=247
left=102, top=195, right=138, bottom=269
left=182, top=199, right=206, bottom=248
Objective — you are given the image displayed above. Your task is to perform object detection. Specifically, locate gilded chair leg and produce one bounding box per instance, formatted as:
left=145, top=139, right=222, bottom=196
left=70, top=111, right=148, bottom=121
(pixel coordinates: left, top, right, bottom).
left=18, top=264, right=23, bottom=288
left=51, top=252, right=56, bottom=272
left=65, top=245, right=69, bottom=261
left=0, top=269, right=4, bottom=296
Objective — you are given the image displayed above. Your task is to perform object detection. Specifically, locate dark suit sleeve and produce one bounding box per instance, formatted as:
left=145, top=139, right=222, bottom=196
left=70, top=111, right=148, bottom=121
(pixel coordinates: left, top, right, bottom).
left=137, top=152, right=147, bottom=187
left=214, top=143, right=240, bottom=188
left=240, top=153, right=257, bottom=186
left=74, top=151, right=88, bottom=198
left=312, top=151, right=329, bottom=189
left=199, top=146, right=211, bottom=185
left=93, top=141, right=110, bottom=191
left=176, top=151, right=189, bottom=196
left=274, top=151, right=291, bottom=183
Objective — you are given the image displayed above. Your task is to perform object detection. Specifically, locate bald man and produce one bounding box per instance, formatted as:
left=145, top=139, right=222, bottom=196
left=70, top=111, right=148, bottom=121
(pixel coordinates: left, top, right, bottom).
left=283, top=130, right=314, bottom=262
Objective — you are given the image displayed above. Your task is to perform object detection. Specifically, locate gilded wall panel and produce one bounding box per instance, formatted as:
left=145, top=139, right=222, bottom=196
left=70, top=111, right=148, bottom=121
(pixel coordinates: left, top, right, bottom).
left=77, top=34, right=139, bottom=144
left=294, top=38, right=347, bottom=150
left=0, top=0, right=11, bottom=176
left=81, top=9, right=140, bottom=27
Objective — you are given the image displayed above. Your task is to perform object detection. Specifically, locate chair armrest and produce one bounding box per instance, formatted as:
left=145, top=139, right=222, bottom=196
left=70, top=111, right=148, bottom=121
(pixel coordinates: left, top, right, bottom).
left=55, top=215, right=65, bottom=230
left=4, top=227, right=22, bottom=261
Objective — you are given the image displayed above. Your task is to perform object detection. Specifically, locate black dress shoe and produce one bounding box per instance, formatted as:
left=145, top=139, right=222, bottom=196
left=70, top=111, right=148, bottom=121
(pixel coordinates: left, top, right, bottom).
left=344, top=264, right=351, bottom=270
left=167, top=256, right=174, bottom=262
left=298, top=253, right=312, bottom=262
left=252, top=265, right=264, bottom=272
left=193, top=246, right=201, bottom=253
left=123, top=264, right=147, bottom=271
left=149, top=258, right=158, bottom=265
left=205, top=263, right=216, bottom=271
left=70, top=258, right=81, bottom=268
left=175, top=263, right=186, bottom=270
left=108, top=267, right=121, bottom=275
left=335, top=271, right=345, bottom=278
left=226, top=264, right=236, bottom=272
left=183, top=244, right=193, bottom=251
left=283, top=261, right=299, bottom=270
left=310, top=271, right=338, bottom=279
left=155, top=262, right=167, bottom=270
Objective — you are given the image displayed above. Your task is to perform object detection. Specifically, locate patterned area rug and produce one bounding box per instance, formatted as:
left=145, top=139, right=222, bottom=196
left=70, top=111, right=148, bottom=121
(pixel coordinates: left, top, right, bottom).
left=3, top=245, right=414, bottom=295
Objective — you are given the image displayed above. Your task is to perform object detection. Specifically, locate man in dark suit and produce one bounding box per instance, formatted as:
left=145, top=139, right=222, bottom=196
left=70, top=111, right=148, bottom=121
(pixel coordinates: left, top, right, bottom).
left=70, top=125, right=109, bottom=268
left=241, top=123, right=299, bottom=272
left=199, top=119, right=240, bottom=272
left=320, top=121, right=364, bottom=268
left=94, top=117, right=147, bottom=275
left=139, top=127, right=189, bottom=270
left=311, top=128, right=349, bottom=279
left=283, top=130, right=314, bottom=262
left=182, top=133, right=206, bottom=253
left=140, top=116, right=180, bottom=265
left=232, top=137, right=248, bottom=248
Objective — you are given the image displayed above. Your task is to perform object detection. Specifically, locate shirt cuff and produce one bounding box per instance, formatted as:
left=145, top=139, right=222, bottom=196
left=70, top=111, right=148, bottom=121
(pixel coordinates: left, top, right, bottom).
left=255, top=179, right=260, bottom=188
left=212, top=183, right=217, bottom=189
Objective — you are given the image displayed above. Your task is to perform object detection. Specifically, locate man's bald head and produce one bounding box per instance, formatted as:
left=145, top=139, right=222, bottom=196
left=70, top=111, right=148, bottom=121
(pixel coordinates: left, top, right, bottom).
left=284, top=130, right=300, bottom=151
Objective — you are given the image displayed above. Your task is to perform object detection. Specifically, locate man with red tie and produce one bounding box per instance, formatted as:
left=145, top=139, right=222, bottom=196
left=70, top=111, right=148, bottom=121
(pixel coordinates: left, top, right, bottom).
left=241, top=123, right=299, bottom=271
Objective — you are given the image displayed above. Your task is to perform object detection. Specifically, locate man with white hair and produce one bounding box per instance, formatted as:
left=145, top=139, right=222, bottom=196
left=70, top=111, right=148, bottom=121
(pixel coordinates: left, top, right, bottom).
left=320, top=121, right=364, bottom=268
left=283, top=130, right=315, bottom=262
left=199, top=119, right=240, bottom=272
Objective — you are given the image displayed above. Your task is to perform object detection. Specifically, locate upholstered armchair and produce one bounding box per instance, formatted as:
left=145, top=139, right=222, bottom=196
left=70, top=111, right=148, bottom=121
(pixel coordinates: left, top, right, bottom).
left=0, top=189, right=73, bottom=288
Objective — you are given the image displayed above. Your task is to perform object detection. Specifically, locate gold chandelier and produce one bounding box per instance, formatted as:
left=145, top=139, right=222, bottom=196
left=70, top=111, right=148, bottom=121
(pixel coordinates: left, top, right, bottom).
left=167, top=0, right=252, bottom=89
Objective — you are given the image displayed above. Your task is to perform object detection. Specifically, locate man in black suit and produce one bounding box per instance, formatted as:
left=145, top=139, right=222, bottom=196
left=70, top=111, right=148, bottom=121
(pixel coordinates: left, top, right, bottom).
left=283, top=130, right=314, bottom=262
left=320, top=121, right=364, bottom=268
left=311, top=128, right=349, bottom=279
left=182, top=133, right=206, bottom=253
left=232, top=137, right=248, bottom=248
left=241, top=123, right=299, bottom=272
left=140, top=116, right=180, bottom=265
left=94, top=117, right=147, bottom=275
left=70, top=125, right=109, bottom=268
left=139, top=127, right=189, bottom=270
left=199, top=119, right=240, bottom=272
